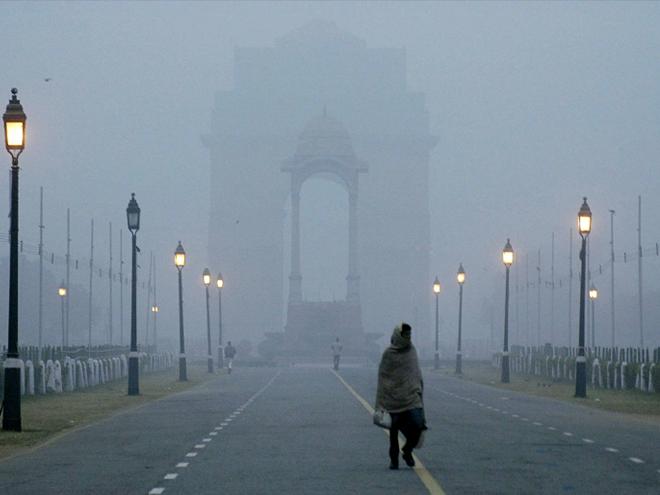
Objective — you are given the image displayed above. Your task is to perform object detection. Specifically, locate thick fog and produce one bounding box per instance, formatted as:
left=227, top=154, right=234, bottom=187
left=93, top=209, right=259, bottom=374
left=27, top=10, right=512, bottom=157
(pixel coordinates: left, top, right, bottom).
left=1, top=1, right=659, bottom=359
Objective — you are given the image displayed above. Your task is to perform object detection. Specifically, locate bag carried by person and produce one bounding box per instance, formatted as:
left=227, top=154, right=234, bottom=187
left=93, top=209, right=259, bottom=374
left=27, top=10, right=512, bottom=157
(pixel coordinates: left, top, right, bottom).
left=372, top=407, right=392, bottom=429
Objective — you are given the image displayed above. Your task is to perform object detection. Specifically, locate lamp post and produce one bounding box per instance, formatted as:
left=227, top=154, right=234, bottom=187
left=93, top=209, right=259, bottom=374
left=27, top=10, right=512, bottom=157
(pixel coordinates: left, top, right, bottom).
left=501, top=239, right=514, bottom=383
left=456, top=264, right=465, bottom=375
left=151, top=305, right=159, bottom=353
left=203, top=268, right=213, bottom=373
left=58, top=283, right=67, bottom=351
left=3, top=88, right=26, bottom=432
left=126, top=193, right=140, bottom=396
left=589, top=285, right=598, bottom=350
left=433, top=277, right=441, bottom=370
left=216, top=272, right=224, bottom=369
left=576, top=197, right=592, bottom=398
left=174, top=242, right=187, bottom=381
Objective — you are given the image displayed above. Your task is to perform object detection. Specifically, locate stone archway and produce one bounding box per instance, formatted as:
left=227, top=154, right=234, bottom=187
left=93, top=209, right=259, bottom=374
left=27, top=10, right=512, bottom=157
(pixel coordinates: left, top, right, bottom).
left=281, top=112, right=369, bottom=356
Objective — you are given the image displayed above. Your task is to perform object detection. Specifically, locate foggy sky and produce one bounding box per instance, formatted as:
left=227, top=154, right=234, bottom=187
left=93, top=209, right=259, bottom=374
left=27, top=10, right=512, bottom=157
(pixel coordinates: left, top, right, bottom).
left=1, top=1, right=659, bottom=353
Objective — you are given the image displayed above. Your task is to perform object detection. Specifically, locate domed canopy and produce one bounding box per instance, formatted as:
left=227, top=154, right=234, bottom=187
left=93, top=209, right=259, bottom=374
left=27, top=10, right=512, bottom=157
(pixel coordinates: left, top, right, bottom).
left=295, top=112, right=355, bottom=159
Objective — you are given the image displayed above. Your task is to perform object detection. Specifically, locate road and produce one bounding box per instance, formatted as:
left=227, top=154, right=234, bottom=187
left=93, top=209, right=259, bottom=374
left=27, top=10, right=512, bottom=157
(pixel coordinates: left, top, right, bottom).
left=0, top=364, right=658, bottom=494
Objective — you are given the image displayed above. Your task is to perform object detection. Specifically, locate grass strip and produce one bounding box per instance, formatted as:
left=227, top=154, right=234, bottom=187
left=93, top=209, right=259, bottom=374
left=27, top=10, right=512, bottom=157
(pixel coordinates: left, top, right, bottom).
left=440, top=361, right=660, bottom=421
left=0, top=363, right=220, bottom=460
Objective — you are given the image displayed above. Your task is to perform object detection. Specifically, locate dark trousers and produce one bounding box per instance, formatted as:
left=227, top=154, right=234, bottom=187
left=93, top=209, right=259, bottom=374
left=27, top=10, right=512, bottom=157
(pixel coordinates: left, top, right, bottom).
left=389, top=408, right=425, bottom=461
left=333, top=355, right=340, bottom=370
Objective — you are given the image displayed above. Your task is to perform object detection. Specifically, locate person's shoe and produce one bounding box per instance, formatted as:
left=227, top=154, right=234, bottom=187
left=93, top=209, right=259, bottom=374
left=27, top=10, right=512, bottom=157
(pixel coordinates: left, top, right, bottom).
left=402, top=451, right=415, bottom=467
left=389, top=461, right=399, bottom=470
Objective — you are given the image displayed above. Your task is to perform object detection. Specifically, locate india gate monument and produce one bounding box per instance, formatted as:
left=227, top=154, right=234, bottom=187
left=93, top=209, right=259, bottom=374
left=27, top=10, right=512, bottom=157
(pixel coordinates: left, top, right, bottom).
left=203, top=21, right=436, bottom=358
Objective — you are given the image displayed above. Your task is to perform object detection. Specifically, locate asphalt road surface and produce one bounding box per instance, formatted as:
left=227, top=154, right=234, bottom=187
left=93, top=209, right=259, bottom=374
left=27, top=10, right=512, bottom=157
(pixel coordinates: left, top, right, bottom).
left=1, top=364, right=659, bottom=494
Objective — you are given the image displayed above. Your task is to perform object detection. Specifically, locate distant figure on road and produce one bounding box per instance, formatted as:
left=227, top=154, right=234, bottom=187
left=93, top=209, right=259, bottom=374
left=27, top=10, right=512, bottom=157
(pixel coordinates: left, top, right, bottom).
left=331, top=337, right=343, bottom=370
left=224, top=341, right=236, bottom=374
left=375, top=322, right=426, bottom=470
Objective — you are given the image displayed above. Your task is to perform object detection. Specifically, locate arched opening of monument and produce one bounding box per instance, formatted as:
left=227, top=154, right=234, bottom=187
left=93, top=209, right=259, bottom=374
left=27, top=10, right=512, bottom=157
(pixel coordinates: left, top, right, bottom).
left=299, top=176, right=348, bottom=302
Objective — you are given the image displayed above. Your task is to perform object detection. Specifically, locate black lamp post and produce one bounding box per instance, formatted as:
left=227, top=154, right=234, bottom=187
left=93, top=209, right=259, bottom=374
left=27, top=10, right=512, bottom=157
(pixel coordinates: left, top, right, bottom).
left=216, top=272, right=224, bottom=369
left=2, top=88, right=26, bottom=432
left=203, top=268, right=213, bottom=373
left=433, top=277, right=441, bottom=370
left=501, top=239, right=514, bottom=383
left=456, top=264, right=465, bottom=375
left=174, top=242, right=187, bottom=381
left=576, top=197, right=592, bottom=398
left=58, top=283, right=67, bottom=351
left=126, top=193, right=140, bottom=395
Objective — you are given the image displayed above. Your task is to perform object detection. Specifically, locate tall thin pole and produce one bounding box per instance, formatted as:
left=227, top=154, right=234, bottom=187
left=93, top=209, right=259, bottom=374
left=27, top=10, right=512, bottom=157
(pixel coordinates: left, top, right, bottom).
left=152, top=259, right=157, bottom=353
left=88, top=219, right=94, bottom=358
left=536, top=249, right=541, bottom=347
left=637, top=195, right=644, bottom=347
left=434, top=292, right=439, bottom=369
left=515, top=261, right=519, bottom=344
left=3, top=159, right=22, bottom=431
left=502, top=265, right=511, bottom=383
left=119, top=229, right=124, bottom=346
left=178, top=268, right=187, bottom=381
left=456, top=283, right=463, bottom=375
left=205, top=284, right=213, bottom=373
left=591, top=295, right=596, bottom=348
left=609, top=210, right=615, bottom=349
left=108, top=222, right=113, bottom=345
left=128, top=228, right=139, bottom=395
left=525, top=254, right=530, bottom=347
left=66, top=209, right=71, bottom=347
left=38, top=187, right=44, bottom=355
left=217, top=281, right=224, bottom=369
left=144, top=252, right=152, bottom=349
left=551, top=232, right=555, bottom=345
left=576, top=234, right=588, bottom=398
left=568, top=229, right=573, bottom=348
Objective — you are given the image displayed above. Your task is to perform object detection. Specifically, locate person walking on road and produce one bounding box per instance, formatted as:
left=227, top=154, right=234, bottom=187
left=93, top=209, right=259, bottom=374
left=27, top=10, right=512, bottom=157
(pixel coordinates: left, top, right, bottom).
left=331, top=337, right=343, bottom=370
left=375, top=322, right=426, bottom=470
left=224, top=341, right=236, bottom=374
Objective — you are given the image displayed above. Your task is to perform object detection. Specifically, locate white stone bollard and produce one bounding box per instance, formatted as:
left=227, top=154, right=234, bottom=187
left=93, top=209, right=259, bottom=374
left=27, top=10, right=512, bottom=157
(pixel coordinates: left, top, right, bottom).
left=45, top=360, right=56, bottom=393
left=76, top=361, right=85, bottom=389
left=64, top=359, right=74, bottom=392
left=37, top=360, right=46, bottom=394
left=53, top=360, right=63, bottom=393
left=649, top=363, right=655, bottom=393
left=591, top=359, right=600, bottom=388
left=120, top=355, right=128, bottom=377
left=25, top=360, right=34, bottom=395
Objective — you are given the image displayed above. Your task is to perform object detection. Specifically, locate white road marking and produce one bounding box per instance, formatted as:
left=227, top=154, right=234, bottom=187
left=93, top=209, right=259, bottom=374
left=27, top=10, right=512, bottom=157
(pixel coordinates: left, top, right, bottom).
left=605, top=447, right=619, bottom=453
left=215, top=426, right=223, bottom=430
left=221, top=422, right=228, bottom=426
left=629, top=457, right=644, bottom=464
left=210, top=432, right=218, bottom=436
left=176, top=463, right=189, bottom=468
left=533, top=422, right=542, bottom=426
left=521, top=418, right=529, bottom=422
left=226, top=418, right=233, bottom=422
left=164, top=474, right=178, bottom=480
left=186, top=452, right=198, bottom=457
left=547, top=426, right=557, bottom=431
left=512, top=414, right=519, bottom=418
left=563, top=432, right=573, bottom=437
left=149, top=489, right=165, bottom=494
left=582, top=438, right=594, bottom=444
left=194, top=444, right=206, bottom=449
left=492, top=408, right=500, bottom=412
left=203, top=438, right=212, bottom=442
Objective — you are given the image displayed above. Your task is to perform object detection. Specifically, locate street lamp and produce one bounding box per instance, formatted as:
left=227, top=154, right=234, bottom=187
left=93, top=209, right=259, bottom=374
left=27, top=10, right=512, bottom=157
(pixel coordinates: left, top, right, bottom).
left=3, top=88, right=26, bottom=432
left=58, top=283, right=67, bottom=351
left=501, top=239, right=514, bottom=383
left=203, top=268, right=213, bottom=373
left=456, top=264, right=465, bottom=375
left=126, top=193, right=140, bottom=396
left=151, top=305, right=159, bottom=353
left=433, top=277, right=441, bottom=370
left=174, top=241, right=187, bottom=381
left=589, top=285, right=598, bottom=350
left=576, top=197, right=592, bottom=398
left=216, top=272, right=224, bottom=369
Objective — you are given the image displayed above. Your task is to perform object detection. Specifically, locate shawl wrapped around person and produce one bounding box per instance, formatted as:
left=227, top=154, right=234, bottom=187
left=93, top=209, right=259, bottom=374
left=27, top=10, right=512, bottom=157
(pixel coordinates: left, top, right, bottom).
left=375, top=324, right=424, bottom=413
